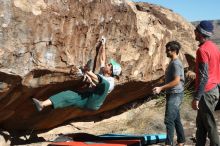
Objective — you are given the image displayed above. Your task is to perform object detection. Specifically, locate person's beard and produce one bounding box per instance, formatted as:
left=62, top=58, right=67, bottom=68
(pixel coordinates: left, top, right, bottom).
left=166, top=53, right=171, bottom=58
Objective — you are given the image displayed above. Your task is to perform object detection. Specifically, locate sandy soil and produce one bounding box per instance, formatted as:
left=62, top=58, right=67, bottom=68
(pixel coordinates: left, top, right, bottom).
left=7, top=98, right=220, bottom=146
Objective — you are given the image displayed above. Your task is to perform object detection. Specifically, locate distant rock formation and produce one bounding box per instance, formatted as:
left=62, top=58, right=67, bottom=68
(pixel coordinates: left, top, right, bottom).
left=0, top=0, right=197, bottom=131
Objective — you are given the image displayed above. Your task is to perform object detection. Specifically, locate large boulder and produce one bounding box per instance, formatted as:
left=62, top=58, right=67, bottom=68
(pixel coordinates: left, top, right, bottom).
left=0, top=0, right=197, bottom=131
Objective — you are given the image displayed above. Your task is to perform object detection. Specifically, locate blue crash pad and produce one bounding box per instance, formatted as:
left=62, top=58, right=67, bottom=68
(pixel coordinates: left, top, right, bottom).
left=99, top=133, right=166, bottom=145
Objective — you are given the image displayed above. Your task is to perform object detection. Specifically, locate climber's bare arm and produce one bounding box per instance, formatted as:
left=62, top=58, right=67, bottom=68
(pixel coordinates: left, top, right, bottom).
left=84, top=74, right=96, bottom=87
left=85, top=71, right=99, bottom=84
left=100, top=44, right=106, bottom=66
left=100, top=37, right=106, bottom=66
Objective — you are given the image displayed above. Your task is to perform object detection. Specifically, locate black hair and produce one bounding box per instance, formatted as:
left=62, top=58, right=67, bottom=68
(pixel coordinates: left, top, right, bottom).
left=165, top=41, right=181, bottom=55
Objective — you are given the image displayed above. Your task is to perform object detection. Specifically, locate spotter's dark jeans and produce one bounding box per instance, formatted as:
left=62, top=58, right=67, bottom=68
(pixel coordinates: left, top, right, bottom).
left=165, top=92, right=185, bottom=145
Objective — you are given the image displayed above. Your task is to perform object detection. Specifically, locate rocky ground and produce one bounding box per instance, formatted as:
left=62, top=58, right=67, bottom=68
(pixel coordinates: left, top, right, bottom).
left=7, top=95, right=220, bottom=146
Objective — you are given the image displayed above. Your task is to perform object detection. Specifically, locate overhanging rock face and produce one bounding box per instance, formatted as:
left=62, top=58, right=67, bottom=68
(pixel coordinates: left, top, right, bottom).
left=0, top=0, right=197, bottom=130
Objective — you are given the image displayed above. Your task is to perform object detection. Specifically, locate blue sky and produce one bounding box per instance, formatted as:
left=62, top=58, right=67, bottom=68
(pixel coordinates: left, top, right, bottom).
left=132, top=0, right=220, bottom=22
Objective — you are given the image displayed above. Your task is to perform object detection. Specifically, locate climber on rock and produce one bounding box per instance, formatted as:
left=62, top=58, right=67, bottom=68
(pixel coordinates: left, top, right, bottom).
left=32, top=37, right=122, bottom=112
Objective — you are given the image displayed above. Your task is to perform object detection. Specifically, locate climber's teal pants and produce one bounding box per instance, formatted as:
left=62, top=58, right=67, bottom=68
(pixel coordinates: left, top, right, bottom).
left=49, top=75, right=110, bottom=110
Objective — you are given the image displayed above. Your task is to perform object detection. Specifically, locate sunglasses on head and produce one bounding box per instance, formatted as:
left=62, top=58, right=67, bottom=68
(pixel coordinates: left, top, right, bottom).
left=166, top=48, right=172, bottom=52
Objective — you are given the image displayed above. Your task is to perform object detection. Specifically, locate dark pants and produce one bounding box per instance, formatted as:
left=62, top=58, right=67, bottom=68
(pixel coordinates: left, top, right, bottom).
left=165, top=92, right=185, bottom=145
left=196, top=85, right=220, bottom=146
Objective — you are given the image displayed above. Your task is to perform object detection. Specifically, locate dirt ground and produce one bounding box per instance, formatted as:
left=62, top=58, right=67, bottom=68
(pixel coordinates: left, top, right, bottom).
left=10, top=97, right=220, bottom=146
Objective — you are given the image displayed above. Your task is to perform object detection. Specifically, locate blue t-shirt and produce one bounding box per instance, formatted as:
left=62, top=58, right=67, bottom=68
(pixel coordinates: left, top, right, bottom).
left=165, top=59, right=185, bottom=93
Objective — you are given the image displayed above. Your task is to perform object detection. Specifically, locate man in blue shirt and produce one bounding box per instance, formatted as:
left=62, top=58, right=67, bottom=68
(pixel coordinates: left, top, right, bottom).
left=153, top=41, right=185, bottom=146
